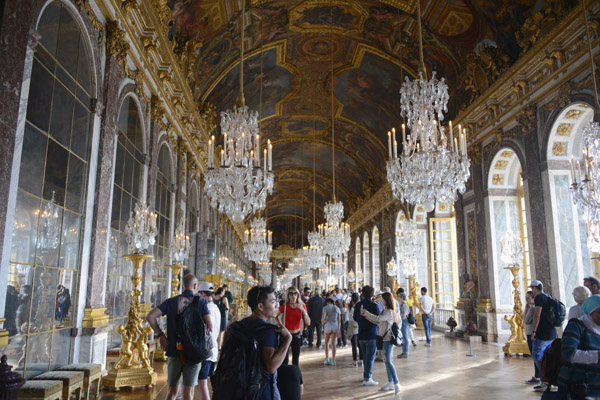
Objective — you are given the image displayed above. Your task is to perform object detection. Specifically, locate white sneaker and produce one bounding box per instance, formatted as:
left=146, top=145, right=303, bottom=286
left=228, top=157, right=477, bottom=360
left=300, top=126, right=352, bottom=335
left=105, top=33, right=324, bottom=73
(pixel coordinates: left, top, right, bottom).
left=424, top=343, right=432, bottom=347
left=394, top=383, right=402, bottom=394
left=380, top=382, right=394, bottom=391
left=363, top=379, right=379, bottom=386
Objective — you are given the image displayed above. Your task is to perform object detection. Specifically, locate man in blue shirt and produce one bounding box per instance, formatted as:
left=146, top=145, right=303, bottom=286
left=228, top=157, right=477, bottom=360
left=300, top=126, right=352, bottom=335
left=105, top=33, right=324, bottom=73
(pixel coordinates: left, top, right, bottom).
left=238, top=285, right=291, bottom=400
left=146, top=274, right=213, bottom=400
left=353, top=285, right=381, bottom=386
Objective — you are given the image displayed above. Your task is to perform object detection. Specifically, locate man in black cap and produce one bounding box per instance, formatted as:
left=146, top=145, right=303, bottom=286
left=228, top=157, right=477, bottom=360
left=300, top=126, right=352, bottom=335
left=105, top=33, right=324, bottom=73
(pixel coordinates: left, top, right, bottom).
left=530, top=280, right=557, bottom=392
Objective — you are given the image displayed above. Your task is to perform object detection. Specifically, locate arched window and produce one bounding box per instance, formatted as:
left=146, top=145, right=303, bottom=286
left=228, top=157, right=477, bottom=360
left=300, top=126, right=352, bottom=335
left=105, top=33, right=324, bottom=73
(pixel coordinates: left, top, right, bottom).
left=363, top=232, right=370, bottom=287
left=152, top=145, right=173, bottom=305
left=106, top=95, right=144, bottom=349
left=487, top=148, right=529, bottom=308
left=372, top=227, right=380, bottom=290
left=546, top=104, right=596, bottom=305
left=6, top=1, right=93, bottom=377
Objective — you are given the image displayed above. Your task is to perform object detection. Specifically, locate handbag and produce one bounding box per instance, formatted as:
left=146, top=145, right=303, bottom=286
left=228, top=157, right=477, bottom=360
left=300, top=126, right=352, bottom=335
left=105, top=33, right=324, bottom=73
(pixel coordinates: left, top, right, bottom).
left=407, top=312, right=416, bottom=325
left=389, top=322, right=403, bottom=347
left=376, top=335, right=384, bottom=350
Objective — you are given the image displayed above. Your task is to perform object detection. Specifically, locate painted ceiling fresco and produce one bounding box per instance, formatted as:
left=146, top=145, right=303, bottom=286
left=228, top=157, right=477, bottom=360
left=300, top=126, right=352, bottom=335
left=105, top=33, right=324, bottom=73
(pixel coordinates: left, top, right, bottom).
left=167, top=0, right=576, bottom=245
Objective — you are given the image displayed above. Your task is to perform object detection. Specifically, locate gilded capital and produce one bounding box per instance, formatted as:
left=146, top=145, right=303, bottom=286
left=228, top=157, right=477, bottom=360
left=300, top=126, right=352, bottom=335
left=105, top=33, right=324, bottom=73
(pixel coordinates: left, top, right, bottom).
left=106, top=21, right=130, bottom=76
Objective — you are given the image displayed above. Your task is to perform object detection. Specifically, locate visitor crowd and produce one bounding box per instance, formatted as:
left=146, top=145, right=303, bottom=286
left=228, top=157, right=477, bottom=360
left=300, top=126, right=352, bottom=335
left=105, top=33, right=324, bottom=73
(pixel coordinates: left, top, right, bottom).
left=143, top=272, right=600, bottom=399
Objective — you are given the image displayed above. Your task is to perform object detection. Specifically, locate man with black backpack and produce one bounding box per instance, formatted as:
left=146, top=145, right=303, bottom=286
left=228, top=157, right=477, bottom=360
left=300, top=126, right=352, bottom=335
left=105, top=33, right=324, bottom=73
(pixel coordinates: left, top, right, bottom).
left=530, top=280, right=559, bottom=392
left=146, top=274, right=213, bottom=400
left=213, top=285, right=292, bottom=400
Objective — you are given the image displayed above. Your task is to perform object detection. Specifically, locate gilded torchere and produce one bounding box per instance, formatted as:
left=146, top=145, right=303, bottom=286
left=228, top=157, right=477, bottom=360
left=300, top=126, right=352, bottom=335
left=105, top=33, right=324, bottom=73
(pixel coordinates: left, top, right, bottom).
left=103, top=253, right=157, bottom=390
left=103, top=202, right=158, bottom=390
left=500, top=231, right=530, bottom=356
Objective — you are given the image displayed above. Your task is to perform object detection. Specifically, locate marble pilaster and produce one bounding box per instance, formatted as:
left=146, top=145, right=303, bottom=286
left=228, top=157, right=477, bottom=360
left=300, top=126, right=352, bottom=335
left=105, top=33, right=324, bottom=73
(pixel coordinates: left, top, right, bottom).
left=143, top=120, right=160, bottom=304
left=85, top=54, right=122, bottom=311
left=0, top=1, right=35, bottom=319
left=454, top=195, right=467, bottom=288
left=522, top=125, right=553, bottom=295
left=472, top=161, right=490, bottom=299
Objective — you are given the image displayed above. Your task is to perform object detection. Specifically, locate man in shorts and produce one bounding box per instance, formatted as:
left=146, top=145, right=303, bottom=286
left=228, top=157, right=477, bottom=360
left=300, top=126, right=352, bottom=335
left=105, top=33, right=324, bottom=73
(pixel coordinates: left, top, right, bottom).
left=146, top=274, right=213, bottom=400
left=196, top=282, right=220, bottom=400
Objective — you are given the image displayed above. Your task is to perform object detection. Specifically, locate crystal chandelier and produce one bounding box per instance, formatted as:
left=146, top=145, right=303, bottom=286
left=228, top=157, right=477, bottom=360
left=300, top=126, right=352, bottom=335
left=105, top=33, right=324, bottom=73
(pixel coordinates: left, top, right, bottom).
left=386, top=0, right=470, bottom=212
left=38, top=191, right=61, bottom=252
left=169, top=218, right=190, bottom=265
left=395, top=216, right=422, bottom=276
left=124, top=201, right=157, bottom=254
left=204, top=0, right=274, bottom=223
left=348, top=270, right=356, bottom=282
left=570, top=0, right=600, bottom=252
left=332, top=255, right=346, bottom=278
left=243, top=217, right=272, bottom=263
left=500, top=230, right=524, bottom=266
left=257, top=261, right=272, bottom=282
left=318, top=201, right=351, bottom=259
left=386, top=257, right=398, bottom=278
left=304, top=234, right=325, bottom=270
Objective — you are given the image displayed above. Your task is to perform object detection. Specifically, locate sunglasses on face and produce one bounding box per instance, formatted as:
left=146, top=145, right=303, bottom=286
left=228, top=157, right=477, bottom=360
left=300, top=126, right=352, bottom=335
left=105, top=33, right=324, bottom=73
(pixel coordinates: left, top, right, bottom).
left=288, top=292, right=298, bottom=296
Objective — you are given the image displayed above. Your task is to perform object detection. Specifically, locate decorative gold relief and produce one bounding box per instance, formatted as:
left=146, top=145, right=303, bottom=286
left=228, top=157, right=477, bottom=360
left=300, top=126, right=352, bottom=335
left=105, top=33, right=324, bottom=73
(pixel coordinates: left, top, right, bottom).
left=438, top=203, right=448, bottom=211
left=557, top=123, right=572, bottom=136
left=121, top=0, right=139, bottom=13
left=552, top=141, right=567, bottom=156
left=106, top=21, right=130, bottom=77
left=495, top=160, right=507, bottom=170
left=75, top=0, right=105, bottom=47
left=0, top=319, right=8, bottom=348
left=501, top=151, right=513, bottom=158
left=416, top=215, right=424, bottom=222
left=565, top=109, right=582, bottom=119
left=416, top=206, right=424, bottom=212
left=493, top=174, right=504, bottom=185
left=516, top=105, right=536, bottom=134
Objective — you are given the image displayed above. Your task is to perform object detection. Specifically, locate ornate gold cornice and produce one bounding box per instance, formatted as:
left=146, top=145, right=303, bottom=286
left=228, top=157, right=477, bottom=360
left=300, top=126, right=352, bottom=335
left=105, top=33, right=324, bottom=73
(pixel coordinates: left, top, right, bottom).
left=456, top=0, right=600, bottom=150
left=346, top=183, right=394, bottom=233
left=95, top=0, right=215, bottom=175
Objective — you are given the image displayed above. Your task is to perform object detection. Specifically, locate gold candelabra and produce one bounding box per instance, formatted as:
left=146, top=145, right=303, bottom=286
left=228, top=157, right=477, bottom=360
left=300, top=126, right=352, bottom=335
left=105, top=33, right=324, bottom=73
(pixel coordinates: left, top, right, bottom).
left=502, top=264, right=530, bottom=356
left=103, top=253, right=157, bottom=390
left=166, top=264, right=184, bottom=297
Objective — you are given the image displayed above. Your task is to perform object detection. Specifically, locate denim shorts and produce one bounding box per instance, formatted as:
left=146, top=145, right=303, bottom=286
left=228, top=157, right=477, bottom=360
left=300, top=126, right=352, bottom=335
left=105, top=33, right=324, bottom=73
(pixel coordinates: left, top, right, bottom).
left=324, top=323, right=338, bottom=333
left=167, top=356, right=202, bottom=387
left=198, top=361, right=215, bottom=380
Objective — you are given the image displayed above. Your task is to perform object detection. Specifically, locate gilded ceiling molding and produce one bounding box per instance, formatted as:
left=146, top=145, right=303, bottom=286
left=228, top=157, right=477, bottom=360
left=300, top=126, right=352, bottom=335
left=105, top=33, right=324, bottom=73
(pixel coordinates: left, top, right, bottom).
left=346, top=184, right=394, bottom=234
left=456, top=1, right=599, bottom=150
left=97, top=0, right=215, bottom=178
left=75, top=0, right=105, bottom=47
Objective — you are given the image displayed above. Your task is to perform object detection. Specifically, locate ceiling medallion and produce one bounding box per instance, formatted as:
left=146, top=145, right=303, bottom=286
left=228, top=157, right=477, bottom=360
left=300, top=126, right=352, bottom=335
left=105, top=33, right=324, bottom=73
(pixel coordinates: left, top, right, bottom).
left=386, top=0, right=470, bottom=212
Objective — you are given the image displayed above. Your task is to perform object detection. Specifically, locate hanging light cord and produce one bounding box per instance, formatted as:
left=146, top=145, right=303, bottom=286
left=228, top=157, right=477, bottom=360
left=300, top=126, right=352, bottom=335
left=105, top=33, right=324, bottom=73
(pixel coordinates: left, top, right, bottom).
left=237, top=0, right=246, bottom=107
left=330, top=0, right=336, bottom=202
left=583, top=0, right=600, bottom=119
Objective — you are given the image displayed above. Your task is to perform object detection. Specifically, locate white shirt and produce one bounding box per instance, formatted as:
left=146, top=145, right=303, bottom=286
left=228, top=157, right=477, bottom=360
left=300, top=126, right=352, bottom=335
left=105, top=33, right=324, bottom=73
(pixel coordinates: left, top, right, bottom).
left=207, top=302, right=221, bottom=362
left=420, top=294, right=434, bottom=315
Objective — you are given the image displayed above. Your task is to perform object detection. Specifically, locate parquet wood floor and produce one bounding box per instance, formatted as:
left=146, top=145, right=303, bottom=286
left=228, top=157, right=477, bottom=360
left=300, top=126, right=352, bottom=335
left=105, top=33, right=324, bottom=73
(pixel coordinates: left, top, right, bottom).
left=97, top=331, right=542, bottom=399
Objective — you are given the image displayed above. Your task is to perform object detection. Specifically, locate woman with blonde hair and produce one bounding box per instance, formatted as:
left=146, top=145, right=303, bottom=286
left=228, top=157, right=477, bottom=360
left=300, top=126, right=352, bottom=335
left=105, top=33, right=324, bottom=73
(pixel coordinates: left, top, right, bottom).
left=279, top=286, right=311, bottom=366
left=361, top=292, right=402, bottom=394
left=568, top=285, right=592, bottom=320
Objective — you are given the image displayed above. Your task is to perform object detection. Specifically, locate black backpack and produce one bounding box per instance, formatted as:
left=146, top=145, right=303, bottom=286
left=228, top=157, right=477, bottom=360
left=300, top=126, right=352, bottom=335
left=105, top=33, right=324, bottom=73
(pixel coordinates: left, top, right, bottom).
left=212, top=320, right=277, bottom=400
left=175, top=296, right=212, bottom=365
left=389, top=322, right=403, bottom=347
left=543, top=293, right=567, bottom=327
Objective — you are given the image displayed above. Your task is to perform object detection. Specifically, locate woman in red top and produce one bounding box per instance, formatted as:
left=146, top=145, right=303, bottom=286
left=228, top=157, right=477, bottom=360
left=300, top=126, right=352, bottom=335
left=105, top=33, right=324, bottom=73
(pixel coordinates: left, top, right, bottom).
left=279, top=286, right=311, bottom=366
